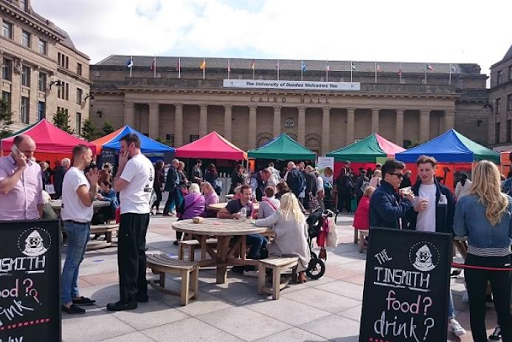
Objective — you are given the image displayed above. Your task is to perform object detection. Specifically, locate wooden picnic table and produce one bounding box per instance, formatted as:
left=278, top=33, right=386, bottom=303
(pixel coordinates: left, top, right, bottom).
left=172, top=218, right=270, bottom=284
left=207, top=202, right=260, bottom=212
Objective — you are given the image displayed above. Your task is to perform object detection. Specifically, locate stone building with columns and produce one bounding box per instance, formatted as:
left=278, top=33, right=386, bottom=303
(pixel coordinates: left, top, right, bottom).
left=0, top=0, right=90, bottom=133
left=90, top=56, right=489, bottom=155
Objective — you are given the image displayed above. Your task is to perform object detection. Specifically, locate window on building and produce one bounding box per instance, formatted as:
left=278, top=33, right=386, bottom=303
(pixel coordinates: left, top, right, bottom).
left=21, top=30, right=30, bottom=47
left=509, top=66, right=512, bottom=82
left=20, top=0, right=28, bottom=11
left=165, top=134, right=175, bottom=146
left=65, top=56, right=69, bottom=69
left=38, top=39, right=47, bottom=55
left=20, top=97, right=29, bottom=124
left=507, top=120, right=512, bottom=143
left=65, top=82, right=69, bottom=100
left=498, top=70, right=503, bottom=85
left=21, top=66, right=31, bottom=86
left=508, top=94, right=512, bottom=111
left=2, top=59, right=12, bottom=81
left=38, top=72, right=47, bottom=92
left=495, top=122, right=501, bottom=144
left=2, top=92, right=11, bottom=110
left=76, top=112, right=81, bottom=135
left=76, top=88, right=82, bottom=105
left=77, top=63, right=82, bottom=76
left=496, top=98, right=501, bottom=114
left=2, top=22, right=13, bottom=39
left=38, top=101, right=45, bottom=120
left=190, top=135, right=199, bottom=142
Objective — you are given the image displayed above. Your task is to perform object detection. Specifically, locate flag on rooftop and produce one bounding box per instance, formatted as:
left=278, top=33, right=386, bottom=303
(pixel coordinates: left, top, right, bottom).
left=326, top=61, right=330, bottom=71
left=426, top=64, right=434, bottom=71
left=251, top=60, right=255, bottom=70
left=200, top=59, right=206, bottom=70
left=126, top=56, right=133, bottom=68
left=301, top=61, right=307, bottom=72
left=351, top=62, right=356, bottom=70
left=150, top=57, right=156, bottom=71
left=376, top=64, right=382, bottom=72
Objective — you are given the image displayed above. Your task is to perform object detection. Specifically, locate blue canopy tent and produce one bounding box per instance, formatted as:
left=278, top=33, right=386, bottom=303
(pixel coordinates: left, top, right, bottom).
left=395, top=129, right=499, bottom=163
left=99, top=126, right=175, bottom=154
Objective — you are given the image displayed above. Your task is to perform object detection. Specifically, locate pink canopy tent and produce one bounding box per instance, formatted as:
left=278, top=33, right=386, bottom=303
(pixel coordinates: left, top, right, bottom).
left=175, top=131, right=247, bottom=160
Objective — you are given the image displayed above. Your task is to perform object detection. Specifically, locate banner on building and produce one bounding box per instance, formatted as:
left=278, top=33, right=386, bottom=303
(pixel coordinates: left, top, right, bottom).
left=223, top=79, right=361, bottom=91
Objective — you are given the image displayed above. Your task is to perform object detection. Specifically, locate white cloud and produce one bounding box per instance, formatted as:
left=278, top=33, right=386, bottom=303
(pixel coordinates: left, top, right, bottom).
left=32, top=0, right=512, bottom=74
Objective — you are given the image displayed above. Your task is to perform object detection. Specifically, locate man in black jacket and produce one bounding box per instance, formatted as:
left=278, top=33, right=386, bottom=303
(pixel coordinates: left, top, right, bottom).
left=304, top=165, right=318, bottom=211
left=285, top=162, right=304, bottom=198
left=405, top=155, right=465, bottom=337
left=53, top=158, right=70, bottom=198
left=163, top=159, right=180, bottom=217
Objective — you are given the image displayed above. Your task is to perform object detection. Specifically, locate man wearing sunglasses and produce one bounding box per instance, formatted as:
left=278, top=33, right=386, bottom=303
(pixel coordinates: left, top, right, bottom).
left=370, top=159, right=413, bottom=229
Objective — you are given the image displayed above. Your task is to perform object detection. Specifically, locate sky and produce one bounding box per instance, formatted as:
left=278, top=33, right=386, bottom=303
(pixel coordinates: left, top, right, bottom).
left=33, top=0, right=512, bottom=76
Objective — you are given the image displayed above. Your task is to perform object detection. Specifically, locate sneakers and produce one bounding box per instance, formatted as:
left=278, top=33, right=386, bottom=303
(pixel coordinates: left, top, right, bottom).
left=72, top=296, right=96, bottom=306
left=106, top=300, right=137, bottom=311
left=243, top=270, right=259, bottom=278
left=489, top=326, right=502, bottom=341
left=62, top=304, right=86, bottom=314
left=448, top=319, right=466, bottom=337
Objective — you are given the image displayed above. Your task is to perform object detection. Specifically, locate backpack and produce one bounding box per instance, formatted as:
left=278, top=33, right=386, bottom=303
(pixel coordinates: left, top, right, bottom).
left=360, top=180, right=370, bottom=194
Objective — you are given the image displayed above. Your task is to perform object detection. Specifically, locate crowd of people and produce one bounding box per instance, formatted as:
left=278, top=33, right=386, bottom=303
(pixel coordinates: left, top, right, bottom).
left=2, top=133, right=511, bottom=341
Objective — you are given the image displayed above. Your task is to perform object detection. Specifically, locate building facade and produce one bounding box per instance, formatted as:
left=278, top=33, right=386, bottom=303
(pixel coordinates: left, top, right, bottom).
left=489, top=44, right=512, bottom=150
left=91, top=56, right=489, bottom=155
left=0, top=0, right=90, bottom=133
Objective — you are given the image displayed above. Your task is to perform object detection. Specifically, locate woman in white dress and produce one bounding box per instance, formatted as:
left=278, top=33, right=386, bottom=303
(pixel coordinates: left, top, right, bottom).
left=253, top=192, right=311, bottom=283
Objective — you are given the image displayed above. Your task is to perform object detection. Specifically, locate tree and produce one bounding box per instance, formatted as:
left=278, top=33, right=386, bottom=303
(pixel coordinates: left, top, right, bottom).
left=101, top=120, right=114, bottom=136
left=0, top=99, right=13, bottom=139
left=52, top=108, right=74, bottom=134
left=81, top=119, right=97, bottom=141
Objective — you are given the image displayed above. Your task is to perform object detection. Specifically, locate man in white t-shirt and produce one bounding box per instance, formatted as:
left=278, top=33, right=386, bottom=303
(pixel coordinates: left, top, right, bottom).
left=405, top=155, right=465, bottom=337
left=107, top=134, right=154, bottom=312
left=61, top=145, right=99, bottom=314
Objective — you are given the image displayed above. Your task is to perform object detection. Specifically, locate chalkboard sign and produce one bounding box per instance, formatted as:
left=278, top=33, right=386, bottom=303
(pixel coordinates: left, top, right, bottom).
left=359, top=228, right=452, bottom=342
left=0, top=220, right=61, bottom=342
left=98, top=148, right=117, bottom=169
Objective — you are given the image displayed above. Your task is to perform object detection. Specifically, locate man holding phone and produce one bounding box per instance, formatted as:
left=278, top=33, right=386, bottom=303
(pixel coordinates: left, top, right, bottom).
left=0, top=135, right=44, bottom=220
left=107, top=134, right=154, bottom=311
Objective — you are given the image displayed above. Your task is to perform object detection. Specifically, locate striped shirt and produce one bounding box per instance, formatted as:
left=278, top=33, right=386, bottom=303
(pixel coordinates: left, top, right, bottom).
left=468, top=245, right=511, bottom=257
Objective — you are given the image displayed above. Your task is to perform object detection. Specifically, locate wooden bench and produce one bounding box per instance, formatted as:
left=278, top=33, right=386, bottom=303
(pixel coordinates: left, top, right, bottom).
left=258, top=256, right=299, bottom=300
left=178, top=238, right=218, bottom=261
left=146, top=254, right=199, bottom=306
left=358, top=229, right=369, bottom=253
left=88, top=223, right=119, bottom=249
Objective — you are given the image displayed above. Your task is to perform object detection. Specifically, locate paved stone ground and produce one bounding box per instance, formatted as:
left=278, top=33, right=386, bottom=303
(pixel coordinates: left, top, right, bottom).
left=62, top=214, right=499, bottom=342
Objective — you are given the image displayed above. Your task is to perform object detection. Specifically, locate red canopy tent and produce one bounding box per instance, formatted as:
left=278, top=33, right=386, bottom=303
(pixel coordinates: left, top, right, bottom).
left=1, top=119, right=96, bottom=165
left=175, top=131, right=247, bottom=160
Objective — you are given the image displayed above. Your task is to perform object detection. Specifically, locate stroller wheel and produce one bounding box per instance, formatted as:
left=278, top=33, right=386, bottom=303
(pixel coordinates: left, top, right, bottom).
left=311, top=251, right=318, bottom=260
left=306, top=258, right=325, bottom=280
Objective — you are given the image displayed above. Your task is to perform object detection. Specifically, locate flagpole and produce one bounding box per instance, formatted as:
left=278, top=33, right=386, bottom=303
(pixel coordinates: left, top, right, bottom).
left=449, top=63, right=452, bottom=85
left=153, top=56, right=156, bottom=78
left=374, top=61, right=377, bottom=84
left=300, top=61, right=303, bottom=81
left=178, top=57, right=181, bottom=79
left=350, top=61, right=353, bottom=83
left=252, top=64, right=255, bottom=80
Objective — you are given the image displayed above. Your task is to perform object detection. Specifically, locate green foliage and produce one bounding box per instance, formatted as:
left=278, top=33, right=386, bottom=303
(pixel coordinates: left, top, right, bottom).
left=0, top=99, right=13, bottom=139
left=101, top=120, right=115, bottom=136
left=81, top=119, right=97, bottom=141
left=52, top=108, right=74, bottom=134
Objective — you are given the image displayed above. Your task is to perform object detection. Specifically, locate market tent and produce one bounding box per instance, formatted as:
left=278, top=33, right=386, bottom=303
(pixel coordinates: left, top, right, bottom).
left=175, top=131, right=247, bottom=160
left=90, top=127, right=125, bottom=154
left=92, top=125, right=174, bottom=154
left=1, top=119, right=96, bottom=156
left=396, top=129, right=500, bottom=164
left=326, top=133, right=405, bottom=162
left=247, top=133, right=316, bottom=160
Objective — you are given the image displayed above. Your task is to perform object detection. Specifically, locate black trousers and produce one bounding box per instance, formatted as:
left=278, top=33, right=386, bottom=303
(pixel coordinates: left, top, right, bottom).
left=465, top=253, right=512, bottom=342
left=151, top=187, right=163, bottom=211
left=338, top=193, right=352, bottom=213
left=118, top=213, right=150, bottom=303
left=163, top=187, right=180, bottom=215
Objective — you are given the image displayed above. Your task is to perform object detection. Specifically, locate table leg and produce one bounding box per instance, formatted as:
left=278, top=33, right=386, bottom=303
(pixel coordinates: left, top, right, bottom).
left=216, top=236, right=230, bottom=284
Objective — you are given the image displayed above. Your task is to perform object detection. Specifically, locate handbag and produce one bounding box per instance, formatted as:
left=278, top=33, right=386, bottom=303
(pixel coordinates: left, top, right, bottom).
left=326, top=217, right=339, bottom=247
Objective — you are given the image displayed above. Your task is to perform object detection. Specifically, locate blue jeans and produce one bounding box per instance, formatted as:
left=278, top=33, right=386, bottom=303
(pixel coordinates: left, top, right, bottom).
left=247, top=234, right=267, bottom=260
left=61, top=221, right=90, bottom=305
left=448, top=289, right=455, bottom=319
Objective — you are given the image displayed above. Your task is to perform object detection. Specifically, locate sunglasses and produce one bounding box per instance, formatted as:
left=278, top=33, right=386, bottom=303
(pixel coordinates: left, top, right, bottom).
left=390, top=172, right=404, bottom=179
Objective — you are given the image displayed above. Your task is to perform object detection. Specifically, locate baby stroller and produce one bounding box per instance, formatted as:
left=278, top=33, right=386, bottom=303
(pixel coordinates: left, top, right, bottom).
left=305, top=209, right=334, bottom=280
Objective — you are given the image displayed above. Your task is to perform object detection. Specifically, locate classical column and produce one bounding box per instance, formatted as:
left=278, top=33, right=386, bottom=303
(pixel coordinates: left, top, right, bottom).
left=124, top=101, right=134, bottom=127
left=322, top=107, right=330, bottom=155
left=174, top=104, right=183, bottom=147
left=420, top=110, right=430, bottom=142
left=199, top=104, right=208, bottom=137
left=248, top=106, right=257, bottom=148
left=224, top=105, right=233, bottom=141
left=273, top=106, right=281, bottom=138
left=444, top=109, right=455, bottom=132
left=298, top=107, right=306, bottom=145
left=148, top=102, right=160, bottom=139
left=371, top=108, right=380, bottom=134
left=396, top=109, right=404, bottom=146
left=346, top=108, right=355, bottom=146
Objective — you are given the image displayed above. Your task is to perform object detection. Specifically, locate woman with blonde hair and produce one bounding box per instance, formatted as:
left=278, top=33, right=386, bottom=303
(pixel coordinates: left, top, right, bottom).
left=454, top=160, right=512, bottom=342
left=253, top=192, right=311, bottom=283
left=200, top=181, right=219, bottom=217
left=369, top=169, right=382, bottom=189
